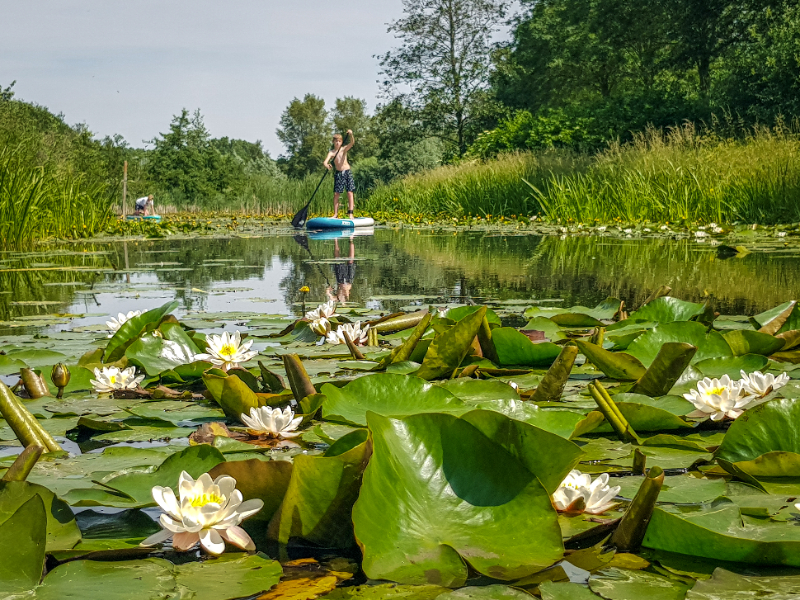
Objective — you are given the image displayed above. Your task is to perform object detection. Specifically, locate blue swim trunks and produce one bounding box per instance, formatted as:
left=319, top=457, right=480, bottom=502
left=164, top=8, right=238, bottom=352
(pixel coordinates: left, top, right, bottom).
left=333, top=169, right=355, bottom=193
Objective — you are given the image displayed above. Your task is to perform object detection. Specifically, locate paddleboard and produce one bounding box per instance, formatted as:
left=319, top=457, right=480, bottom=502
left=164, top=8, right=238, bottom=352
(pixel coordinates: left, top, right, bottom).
left=306, top=217, right=374, bottom=230
left=308, top=227, right=375, bottom=240
left=125, top=215, right=162, bottom=222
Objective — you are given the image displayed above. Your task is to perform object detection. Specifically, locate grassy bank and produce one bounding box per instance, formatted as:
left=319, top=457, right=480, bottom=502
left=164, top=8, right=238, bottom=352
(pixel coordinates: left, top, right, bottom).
left=0, top=145, right=113, bottom=245
left=365, top=122, right=800, bottom=224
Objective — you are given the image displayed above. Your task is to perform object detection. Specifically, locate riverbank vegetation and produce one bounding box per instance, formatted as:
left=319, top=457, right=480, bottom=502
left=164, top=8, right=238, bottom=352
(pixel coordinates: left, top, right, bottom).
left=2, top=0, right=800, bottom=243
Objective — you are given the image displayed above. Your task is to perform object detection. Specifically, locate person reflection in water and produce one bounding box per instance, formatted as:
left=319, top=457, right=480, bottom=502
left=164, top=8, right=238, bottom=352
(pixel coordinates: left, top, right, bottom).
left=326, top=238, right=355, bottom=303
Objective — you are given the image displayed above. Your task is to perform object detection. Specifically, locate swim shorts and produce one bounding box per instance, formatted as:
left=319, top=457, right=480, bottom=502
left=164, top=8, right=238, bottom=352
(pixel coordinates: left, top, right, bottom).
left=333, top=262, right=356, bottom=285
left=333, top=169, right=355, bottom=194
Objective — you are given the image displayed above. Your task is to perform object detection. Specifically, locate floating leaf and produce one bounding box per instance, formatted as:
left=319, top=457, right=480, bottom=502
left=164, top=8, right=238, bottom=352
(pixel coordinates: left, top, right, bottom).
left=588, top=567, right=689, bottom=600
left=353, top=412, right=563, bottom=586
left=493, top=329, right=562, bottom=367
left=0, top=495, right=46, bottom=596
left=416, top=307, right=485, bottom=380
left=722, top=330, right=785, bottom=356
left=574, top=340, right=646, bottom=381
left=627, top=322, right=732, bottom=367
left=0, top=480, right=81, bottom=552
left=631, top=297, right=706, bottom=323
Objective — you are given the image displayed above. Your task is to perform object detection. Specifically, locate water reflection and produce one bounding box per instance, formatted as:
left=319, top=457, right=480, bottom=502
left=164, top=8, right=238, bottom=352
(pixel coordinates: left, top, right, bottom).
left=2, top=229, right=800, bottom=332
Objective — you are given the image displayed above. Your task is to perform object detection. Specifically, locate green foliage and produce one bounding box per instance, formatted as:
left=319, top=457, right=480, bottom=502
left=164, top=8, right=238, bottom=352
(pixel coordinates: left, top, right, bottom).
left=276, top=94, right=331, bottom=178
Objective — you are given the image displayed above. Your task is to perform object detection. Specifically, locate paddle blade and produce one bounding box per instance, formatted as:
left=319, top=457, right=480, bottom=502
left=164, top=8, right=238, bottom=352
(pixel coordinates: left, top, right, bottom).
left=291, top=203, right=310, bottom=228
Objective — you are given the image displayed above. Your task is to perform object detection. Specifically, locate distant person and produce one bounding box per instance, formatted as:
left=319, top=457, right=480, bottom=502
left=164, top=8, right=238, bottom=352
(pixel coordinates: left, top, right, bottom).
left=134, top=194, right=154, bottom=216
left=323, top=130, right=355, bottom=219
left=326, top=237, right=355, bottom=303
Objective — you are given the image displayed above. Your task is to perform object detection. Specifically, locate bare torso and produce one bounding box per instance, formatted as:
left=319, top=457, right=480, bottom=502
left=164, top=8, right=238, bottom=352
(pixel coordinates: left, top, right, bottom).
left=329, top=147, right=351, bottom=171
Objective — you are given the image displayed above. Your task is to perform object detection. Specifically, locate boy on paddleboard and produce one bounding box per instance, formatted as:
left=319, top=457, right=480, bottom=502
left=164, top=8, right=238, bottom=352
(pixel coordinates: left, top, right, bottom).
left=134, top=194, right=155, bottom=216
left=323, top=130, right=355, bottom=219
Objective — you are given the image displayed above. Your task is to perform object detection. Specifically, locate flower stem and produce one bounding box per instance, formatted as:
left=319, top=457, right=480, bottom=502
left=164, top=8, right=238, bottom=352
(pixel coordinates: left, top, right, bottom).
left=589, top=380, right=640, bottom=444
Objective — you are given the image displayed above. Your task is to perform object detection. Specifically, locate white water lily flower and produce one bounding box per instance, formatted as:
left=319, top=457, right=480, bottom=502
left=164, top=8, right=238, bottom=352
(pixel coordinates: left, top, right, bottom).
left=643, top=228, right=652, bottom=233
left=597, top=226, right=607, bottom=232
left=106, top=310, right=142, bottom=337
left=683, top=375, right=750, bottom=421
left=140, top=471, right=263, bottom=555
left=553, top=470, right=620, bottom=515
left=308, top=317, right=330, bottom=336
left=326, top=322, right=370, bottom=346
left=694, top=230, right=708, bottom=238
left=778, top=232, right=787, bottom=237
left=739, top=370, right=790, bottom=398
left=660, top=224, right=670, bottom=231
left=712, top=227, right=723, bottom=234
left=240, top=405, right=302, bottom=438
left=624, top=228, right=633, bottom=234
left=205, top=331, right=257, bottom=370
left=697, top=226, right=707, bottom=230
left=305, top=300, right=337, bottom=321
left=91, top=366, right=144, bottom=393
left=160, top=339, right=211, bottom=366
left=709, top=222, right=717, bottom=228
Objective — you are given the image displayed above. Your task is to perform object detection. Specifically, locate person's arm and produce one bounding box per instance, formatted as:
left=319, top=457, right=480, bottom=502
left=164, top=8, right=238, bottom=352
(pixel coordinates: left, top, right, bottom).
left=323, top=151, right=334, bottom=170
left=343, top=130, right=354, bottom=150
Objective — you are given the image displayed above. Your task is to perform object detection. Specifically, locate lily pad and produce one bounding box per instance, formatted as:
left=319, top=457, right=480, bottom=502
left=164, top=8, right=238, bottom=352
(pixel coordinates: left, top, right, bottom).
left=630, top=297, right=706, bottom=323
left=0, top=495, right=46, bottom=596
left=627, top=322, right=732, bottom=367
left=588, top=567, right=689, bottom=600
left=493, top=329, right=562, bottom=367
left=353, top=412, right=564, bottom=587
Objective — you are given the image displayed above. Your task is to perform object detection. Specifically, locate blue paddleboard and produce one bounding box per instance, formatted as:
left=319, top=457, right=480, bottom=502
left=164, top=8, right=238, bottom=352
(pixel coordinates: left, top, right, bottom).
left=126, top=215, right=162, bottom=222
left=306, top=217, right=374, bottom=229
left=308, top=227, right=375, bottom=240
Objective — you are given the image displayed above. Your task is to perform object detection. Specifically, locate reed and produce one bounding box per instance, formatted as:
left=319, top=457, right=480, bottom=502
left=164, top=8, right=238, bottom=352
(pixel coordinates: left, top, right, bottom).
left=0, top=144, right=113, bottom=246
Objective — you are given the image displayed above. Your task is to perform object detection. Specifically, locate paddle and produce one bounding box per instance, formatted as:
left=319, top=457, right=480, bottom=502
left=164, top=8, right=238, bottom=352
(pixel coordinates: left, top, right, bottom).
left=291, top=132, right=349, bottom=229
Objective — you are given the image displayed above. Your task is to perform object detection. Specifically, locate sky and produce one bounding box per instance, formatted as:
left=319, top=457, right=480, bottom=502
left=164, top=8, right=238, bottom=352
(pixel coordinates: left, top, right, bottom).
left=0, top=0, right=413, bottom=157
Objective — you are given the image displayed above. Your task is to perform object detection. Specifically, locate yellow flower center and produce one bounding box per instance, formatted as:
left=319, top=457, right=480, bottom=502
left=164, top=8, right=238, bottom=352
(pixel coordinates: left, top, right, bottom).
left=219, top=344, right=236, bottom=357
left=707, top=386, right=727, bottom=396
left=109, top=375, right=117, bottom=384
left=189, top=493, right=224, bottom=507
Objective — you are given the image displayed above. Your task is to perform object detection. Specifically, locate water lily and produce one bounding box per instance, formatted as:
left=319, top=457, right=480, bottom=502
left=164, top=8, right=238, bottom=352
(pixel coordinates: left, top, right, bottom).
left=778, top=232, right=787, bottom=237
left=709, top=222, right=718, bottom=228
left=326, top=322, right=370, bottom=345
left=91, top=366, right=144, bottom=393
left=694, top=230, right=708, bottom=238
left=205, top=331, right=257, bottom=370
left=308, top=316, right=330, bottom=336
left=739, top=370, right=790, bottom=398
left=305, top=300, right=336, bottom=321
left=597, top=226, right=607, bottom=232
left=161, top=339, right=211, bottom=366
left=660, top=225, right=670, bottom=231
left=683, top=375, right=750, bottom=420
left=712, top=226, right=724, bottom=234
left=240, top=405, right=302, bottom=438
left=140, top=471, right=263, bottom=555
left=106, top=310, right=142, bottom=337
left=553, top=470, right=620, bottom=515
left=643, top=227, right=652, bottom=232
left=624, top=228, right=633, bottom=234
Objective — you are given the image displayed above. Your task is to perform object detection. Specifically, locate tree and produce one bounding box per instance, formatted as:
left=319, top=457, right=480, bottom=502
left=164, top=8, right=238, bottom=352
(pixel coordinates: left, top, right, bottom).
left=276, top=94, right=331, bottom=178
left=331, top=97, right=379, bottom=161
left=148, top=109, right=241, bottom=199
left=378, top=0, right=508, bottom=156
left=373, top=99, right=443, bottom=180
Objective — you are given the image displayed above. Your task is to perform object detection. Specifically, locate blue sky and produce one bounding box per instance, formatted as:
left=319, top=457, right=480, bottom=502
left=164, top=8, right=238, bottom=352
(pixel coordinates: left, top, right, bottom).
left=0, top=0, right=410, bottom=156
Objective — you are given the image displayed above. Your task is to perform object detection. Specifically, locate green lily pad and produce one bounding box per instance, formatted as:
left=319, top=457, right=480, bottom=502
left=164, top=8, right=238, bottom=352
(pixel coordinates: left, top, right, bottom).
left=539, top=582, right=601, bottom=600
left=627, top=322, right=732, bottom=367
left=268, top=435, right=371, bottom=547
left=416, top=307, right=485, bottom=380
left=574, top=340, right=646, bottom=381
left=686, top=567, right=800, bottom=599
left=0, top=495, right=46, bottom=596
left=617, top=474, right=725, bottom=504
left=493, top=329, right=562, bottom=367
left=588, top=567, right=689, bottom=600
left=630, top=297, right=706, bottom=323
left=722, top=330, right=785, bottom=356
left=321, top=374, right=465, bottom=426
left=715, top=399, right=800, bottom=477
left=643, top=503, right=800, bottom=567
left=207, top=458, right=293, bottom=523
left=105, top=301, right=179, bottom=362
left=102, top=444, right=226, bottom=506
left=0, top=480, right=81, bottom=552
left=353, top=412, right=564, bottom=587
left=694, top=354, right=769, bottom=379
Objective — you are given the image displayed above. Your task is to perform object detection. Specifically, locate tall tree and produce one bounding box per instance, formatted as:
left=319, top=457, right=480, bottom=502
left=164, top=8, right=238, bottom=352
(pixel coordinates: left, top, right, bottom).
left=378, top=0, right=508, bottom=156
left=331, top=97, right=379, bottom=161
left=276, top=94, right=331, bottom=178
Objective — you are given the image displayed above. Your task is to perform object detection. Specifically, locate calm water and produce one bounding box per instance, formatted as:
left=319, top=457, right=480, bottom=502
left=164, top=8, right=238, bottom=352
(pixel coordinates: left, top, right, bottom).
left=2, top=227, right=800, bottom=331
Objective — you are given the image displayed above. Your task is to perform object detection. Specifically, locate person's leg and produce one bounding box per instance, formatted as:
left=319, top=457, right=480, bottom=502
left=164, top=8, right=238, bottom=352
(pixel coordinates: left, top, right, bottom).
left=346, top=171, right=355, bottom=216
left=347, top=191, right=354, bottom=216
left=333, top=193, right=341, bottom=218
left=334, top=238, right=341, bottom=258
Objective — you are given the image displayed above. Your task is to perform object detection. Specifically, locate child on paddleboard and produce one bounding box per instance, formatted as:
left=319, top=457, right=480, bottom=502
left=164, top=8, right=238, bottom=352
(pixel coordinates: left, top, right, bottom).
left=134, top=194, right=155, bottom=216
left=323, top=130, right=355, bottom=219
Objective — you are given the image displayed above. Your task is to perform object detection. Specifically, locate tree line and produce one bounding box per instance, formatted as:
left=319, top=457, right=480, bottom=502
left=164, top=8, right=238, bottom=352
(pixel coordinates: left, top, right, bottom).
left=2, top=0, right=799, bottom=208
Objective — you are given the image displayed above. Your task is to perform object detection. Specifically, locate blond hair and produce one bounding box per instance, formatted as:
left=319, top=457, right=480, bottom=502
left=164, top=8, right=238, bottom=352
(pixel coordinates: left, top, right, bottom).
left=332, top=133, right=343, bottom=142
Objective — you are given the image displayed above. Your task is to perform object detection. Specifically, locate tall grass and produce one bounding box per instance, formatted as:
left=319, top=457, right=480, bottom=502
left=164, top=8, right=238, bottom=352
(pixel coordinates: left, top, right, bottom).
left=0, top=144, right=113, bottom=245
left=362, top=152, right=587, bottom=217
left=363, top=121, right=800, bottom=224
left=156, top=172, right=340, bottom=216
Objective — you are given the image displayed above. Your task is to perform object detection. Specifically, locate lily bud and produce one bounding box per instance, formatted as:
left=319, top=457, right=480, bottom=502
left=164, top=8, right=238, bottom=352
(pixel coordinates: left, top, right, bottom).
left=51, top=363, right=71, bottom=398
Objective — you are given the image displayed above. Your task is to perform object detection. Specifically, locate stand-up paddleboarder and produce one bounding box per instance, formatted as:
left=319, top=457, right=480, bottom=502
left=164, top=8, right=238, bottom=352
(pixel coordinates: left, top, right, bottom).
left=323, top=130, right=355, bottom=219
